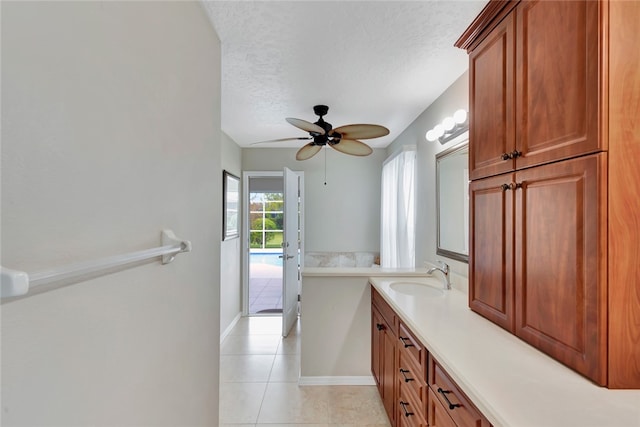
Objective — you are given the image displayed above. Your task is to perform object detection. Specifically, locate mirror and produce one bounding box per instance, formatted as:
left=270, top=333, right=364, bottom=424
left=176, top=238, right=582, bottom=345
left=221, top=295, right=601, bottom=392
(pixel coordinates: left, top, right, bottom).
left=436, top=141, right=469, bottom=263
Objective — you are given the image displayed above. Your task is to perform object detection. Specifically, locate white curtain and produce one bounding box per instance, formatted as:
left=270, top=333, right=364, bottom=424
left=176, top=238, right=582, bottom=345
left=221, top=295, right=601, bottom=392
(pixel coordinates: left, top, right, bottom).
left=381, top=146, right=416, bottom=268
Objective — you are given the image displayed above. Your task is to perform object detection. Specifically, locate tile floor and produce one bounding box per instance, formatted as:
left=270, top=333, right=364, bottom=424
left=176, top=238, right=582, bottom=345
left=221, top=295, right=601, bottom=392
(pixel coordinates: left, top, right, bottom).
left=219, top=316, right=390, bottom=427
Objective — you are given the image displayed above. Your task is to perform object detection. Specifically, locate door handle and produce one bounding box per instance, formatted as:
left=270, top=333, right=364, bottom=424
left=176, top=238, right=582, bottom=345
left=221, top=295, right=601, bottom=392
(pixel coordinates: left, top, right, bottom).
left=279, top=254, right=294, bottom=260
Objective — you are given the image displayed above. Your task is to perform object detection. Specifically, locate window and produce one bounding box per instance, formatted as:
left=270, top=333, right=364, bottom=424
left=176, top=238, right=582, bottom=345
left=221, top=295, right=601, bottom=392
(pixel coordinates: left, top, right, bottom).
left=381, top=146, right=416, bottom=268
left=249, top=192, right=284, bottom=249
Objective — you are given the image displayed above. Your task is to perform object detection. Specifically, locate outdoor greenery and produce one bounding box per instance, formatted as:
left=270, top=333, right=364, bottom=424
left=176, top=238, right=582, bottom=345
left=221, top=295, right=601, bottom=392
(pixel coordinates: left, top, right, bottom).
left=250, top=192, right=284, bottom=249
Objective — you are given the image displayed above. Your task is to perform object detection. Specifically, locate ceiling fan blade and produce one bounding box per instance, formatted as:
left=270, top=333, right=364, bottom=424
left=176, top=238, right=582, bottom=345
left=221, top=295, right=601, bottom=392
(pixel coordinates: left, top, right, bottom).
left=332, top=124, right=389, bottom=140
left=296, top=143, right=322, bottom=160
left=286, top=118, right=325, bottom=135
left=250, top=137, right=312, bottom=146
left=330, top=139, right=373, bottom=156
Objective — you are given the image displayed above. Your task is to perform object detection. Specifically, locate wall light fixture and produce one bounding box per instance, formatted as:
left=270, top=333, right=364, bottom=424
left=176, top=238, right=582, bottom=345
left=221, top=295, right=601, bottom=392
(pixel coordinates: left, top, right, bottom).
left=425, top=109, right=469, bottom=144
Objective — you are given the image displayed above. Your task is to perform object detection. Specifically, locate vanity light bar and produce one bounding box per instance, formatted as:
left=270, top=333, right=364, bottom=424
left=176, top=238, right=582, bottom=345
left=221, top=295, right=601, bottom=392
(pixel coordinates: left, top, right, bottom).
left=425, top=110, right=469, bottom=144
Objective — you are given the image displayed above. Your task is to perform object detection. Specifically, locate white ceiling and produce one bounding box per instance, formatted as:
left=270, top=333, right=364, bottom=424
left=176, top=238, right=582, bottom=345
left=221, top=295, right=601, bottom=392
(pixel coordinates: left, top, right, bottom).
left=203, top=1, right=487, bottom=148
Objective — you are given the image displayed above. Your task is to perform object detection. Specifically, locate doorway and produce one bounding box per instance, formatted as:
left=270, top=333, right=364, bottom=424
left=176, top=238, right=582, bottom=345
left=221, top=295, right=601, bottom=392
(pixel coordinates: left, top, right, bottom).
left=242, top=171, right=304, bottom=328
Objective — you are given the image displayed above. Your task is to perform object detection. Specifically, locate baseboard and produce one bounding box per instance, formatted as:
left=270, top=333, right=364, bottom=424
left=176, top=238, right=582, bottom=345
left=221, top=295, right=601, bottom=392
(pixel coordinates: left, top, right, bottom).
left=220, top=312, right=242, bottom=344
left=298, top=375, right=376, bottom=386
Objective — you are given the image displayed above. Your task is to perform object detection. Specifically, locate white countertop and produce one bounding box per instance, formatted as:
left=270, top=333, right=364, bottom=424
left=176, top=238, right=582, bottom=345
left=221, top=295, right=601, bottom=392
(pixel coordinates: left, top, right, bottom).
left=369, top=277, right=640, bottom=427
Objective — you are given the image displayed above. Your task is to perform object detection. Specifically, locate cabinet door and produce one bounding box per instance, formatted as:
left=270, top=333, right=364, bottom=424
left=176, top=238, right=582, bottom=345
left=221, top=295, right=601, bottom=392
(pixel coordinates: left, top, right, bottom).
left=371, top=307, right=384, bottom=389
left=469, top=12, right=515, bottom=180
left=469, top=173, right=515, bottom=332
left=514, top=154, right=607, bottom=385
left=382, top=328, right=397, bottom=424
left=515, top=0, right=602, bottom=169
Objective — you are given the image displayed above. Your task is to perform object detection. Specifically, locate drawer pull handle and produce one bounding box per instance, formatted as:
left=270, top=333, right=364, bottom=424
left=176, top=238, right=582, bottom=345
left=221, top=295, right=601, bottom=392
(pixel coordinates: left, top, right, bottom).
left=376, top=323, right=385, bottom=331
left=437, top=387, right=461, bottom=410
left=399, top=401, right=414, bottom=417
left=399, top=368, right=414, bottom=383
left=399, top=336, right=414, bottom=348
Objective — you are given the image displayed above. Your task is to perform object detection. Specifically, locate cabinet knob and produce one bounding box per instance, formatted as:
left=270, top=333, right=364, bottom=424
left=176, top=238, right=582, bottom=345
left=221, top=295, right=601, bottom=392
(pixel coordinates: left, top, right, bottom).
left=501, top=152, right=511, bottom=161
left=509, top=150, right=522, bottom=159
left=501, top=183, right=510, bottom=191
left=376, top=323, right=385, bottom=331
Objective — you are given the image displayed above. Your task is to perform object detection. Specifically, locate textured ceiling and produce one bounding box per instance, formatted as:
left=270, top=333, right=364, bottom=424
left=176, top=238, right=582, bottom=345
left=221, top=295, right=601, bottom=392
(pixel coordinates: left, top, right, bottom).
left=203, top=1, right=487, bottom=148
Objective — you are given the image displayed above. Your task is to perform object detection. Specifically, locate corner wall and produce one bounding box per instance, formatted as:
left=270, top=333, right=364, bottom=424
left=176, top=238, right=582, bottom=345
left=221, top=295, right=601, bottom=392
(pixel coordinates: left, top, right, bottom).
left=1, top=2, right=221, bottom=425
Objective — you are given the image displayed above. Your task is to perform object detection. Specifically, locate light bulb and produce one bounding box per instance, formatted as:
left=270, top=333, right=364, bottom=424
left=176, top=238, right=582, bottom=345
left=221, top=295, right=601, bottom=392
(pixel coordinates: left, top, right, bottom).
left=453, top=109, right=468, bottom=124
left=434, top=124, right=445, bottom=138
left=442, top=117, right=455, bottom=131
left=426, top=130, right=437, bottom=142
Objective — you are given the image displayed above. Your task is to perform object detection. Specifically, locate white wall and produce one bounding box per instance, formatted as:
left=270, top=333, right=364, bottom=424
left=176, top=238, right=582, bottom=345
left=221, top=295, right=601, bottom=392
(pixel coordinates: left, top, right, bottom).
left=220, top=132, right=242, bottom=337
left=1, top=2, right=221, bottom=425
left=387, top=71, right=470, bottom=277
left=243, top=147, right=387, bottom=253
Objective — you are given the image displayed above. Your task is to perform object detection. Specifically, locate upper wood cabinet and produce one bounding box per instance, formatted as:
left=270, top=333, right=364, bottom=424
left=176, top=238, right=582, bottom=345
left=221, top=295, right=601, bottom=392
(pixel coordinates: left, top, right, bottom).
left=467, top=0, right=602, bottom=180
left=469, top=12, right=515, bottom=180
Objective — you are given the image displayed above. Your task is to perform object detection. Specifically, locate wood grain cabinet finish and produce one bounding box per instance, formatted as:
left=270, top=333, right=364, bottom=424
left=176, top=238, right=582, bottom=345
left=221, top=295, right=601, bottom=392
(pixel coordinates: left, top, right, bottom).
left=372, top=289, right=397, bottom=424
left=468, top=11, right=515, bottom=180
left=371, top=289, right=494, bottom=427
left=429, top=357, right=492, bottom=427
left=459, top=0, right=640, bottom=388
left=468, top=0, right=601, bottom=181
left=515, top=155, right=607, bottom=384
left=469, top=173, right=516, bottom=332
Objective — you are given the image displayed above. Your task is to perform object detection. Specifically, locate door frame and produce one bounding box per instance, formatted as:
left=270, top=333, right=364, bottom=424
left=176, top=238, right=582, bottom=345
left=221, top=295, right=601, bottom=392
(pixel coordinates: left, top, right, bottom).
left=242, top=171, right=305, bottom=316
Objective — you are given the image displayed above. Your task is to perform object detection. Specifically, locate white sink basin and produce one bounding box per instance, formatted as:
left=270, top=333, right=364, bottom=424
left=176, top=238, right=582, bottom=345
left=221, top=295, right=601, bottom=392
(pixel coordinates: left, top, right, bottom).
left=389, top=281, right=444, bottom=298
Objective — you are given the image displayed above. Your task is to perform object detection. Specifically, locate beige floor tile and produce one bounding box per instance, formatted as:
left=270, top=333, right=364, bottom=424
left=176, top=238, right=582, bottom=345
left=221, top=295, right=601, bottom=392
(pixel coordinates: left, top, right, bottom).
left=219, top=382, right=267, bottom=424
left=229, top=316, right=283, bottom=335
left=220, top=334, right=282, bottom=355
left=220, top=424, right=255, bottom=427
left=328, top=386, right=389, bottom=425
left=220, top=354, right=275, bottom=382
left=277, top=334, right=301, bottom=355
left=268, top=354, right=300, bottom=382
left=257, top=383, right=331, bottom=424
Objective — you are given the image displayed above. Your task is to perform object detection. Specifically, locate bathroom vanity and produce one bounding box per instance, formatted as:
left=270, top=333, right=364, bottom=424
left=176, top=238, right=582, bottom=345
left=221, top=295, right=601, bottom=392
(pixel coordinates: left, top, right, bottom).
left=368, top=277, right=640, bottom=427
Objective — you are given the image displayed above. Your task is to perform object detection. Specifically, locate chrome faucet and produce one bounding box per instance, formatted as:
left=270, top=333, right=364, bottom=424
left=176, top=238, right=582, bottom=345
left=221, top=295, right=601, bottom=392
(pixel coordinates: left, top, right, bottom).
left=426, top=261, right=451, bottom=290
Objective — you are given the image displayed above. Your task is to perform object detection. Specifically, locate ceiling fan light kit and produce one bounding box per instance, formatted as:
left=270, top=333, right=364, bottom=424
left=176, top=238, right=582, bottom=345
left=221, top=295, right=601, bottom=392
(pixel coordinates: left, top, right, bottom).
left=253, top=105, right=389, bottom=161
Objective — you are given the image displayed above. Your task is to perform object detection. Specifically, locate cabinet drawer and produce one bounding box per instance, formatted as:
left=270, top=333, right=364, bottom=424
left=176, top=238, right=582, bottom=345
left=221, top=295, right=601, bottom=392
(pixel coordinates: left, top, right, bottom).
left=398, top=321, right=426, bottom=375
left=372, top=287, right=397, bottom=334
left=427, top=387, right=458, bottom=427
left=398, top=349, right=427, bottom=404
left=429, top=357, right=491, bottom=427
left=398, top=378, right=428, bottom=427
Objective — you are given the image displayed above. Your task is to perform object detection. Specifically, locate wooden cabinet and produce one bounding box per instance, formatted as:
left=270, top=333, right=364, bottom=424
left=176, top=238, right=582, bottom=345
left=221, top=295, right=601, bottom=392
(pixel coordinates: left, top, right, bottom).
left=371, top=289, right=493, bottom=427
left=470, top=154, right=607, bottom=383
left=459, top=0, right=640, bottom=388
left=468, top=0, right=602, bottom=181
left=468, top=10, right=515, bottom=181
left=396, top=320, right=428, bottom=427
left=469, top=173, right=515, bottom=332
left=429, top=357, right=492, bottom=427
left=372, top=288, right=397, bottom=424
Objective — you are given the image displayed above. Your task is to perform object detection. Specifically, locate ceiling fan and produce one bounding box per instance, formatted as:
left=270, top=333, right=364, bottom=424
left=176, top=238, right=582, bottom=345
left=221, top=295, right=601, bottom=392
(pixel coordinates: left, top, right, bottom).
left=254, top=105, right=390, bottom=160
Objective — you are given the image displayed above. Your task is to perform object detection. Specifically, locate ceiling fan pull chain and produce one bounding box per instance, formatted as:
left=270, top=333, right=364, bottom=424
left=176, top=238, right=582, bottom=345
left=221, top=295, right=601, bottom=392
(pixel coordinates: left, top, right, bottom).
left=324, top=146, right=327, bottom=186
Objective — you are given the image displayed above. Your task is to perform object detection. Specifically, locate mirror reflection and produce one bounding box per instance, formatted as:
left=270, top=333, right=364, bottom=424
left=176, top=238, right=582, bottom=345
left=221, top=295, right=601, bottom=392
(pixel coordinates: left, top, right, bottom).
left=436, top=142, right=469, bottom=263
